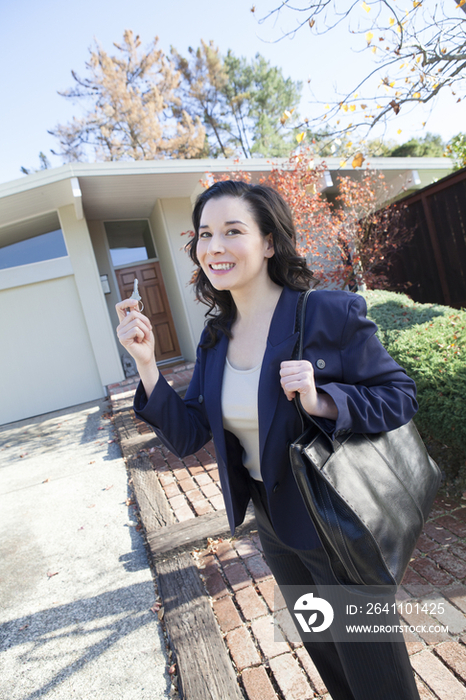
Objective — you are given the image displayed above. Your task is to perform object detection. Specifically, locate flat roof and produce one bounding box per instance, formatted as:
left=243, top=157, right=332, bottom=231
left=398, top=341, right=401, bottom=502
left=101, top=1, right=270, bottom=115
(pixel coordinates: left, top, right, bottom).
left=0, top=157, right=454, bottom=230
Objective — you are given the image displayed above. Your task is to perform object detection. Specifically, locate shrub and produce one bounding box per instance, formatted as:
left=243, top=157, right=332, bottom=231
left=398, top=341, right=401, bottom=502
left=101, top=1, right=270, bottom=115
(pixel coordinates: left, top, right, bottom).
left=361, top=290, right=466, bottom=484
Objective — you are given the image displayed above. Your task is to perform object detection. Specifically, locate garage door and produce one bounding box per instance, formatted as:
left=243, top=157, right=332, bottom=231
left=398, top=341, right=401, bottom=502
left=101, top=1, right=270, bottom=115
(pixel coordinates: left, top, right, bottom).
left=0, top=274, right=103, bottom=425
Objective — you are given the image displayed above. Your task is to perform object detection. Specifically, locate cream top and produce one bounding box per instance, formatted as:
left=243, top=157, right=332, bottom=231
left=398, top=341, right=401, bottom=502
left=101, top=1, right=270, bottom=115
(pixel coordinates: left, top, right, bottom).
left=221, top=357, right=262, bottom=482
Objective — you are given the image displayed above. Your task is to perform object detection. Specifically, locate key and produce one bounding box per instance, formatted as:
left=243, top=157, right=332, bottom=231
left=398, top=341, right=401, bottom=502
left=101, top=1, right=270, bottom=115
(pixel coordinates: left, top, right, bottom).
left=125, top=279, right=144, bottom=315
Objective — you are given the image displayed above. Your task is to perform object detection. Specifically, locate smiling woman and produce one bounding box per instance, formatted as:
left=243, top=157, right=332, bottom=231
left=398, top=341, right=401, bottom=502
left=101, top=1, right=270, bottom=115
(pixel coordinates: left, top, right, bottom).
left=115, top=180, right=421, bottom=700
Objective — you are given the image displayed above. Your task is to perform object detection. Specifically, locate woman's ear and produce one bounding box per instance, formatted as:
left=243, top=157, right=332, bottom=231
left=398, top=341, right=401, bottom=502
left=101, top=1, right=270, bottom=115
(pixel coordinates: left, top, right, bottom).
left=264, top=233, right=275, bottom=258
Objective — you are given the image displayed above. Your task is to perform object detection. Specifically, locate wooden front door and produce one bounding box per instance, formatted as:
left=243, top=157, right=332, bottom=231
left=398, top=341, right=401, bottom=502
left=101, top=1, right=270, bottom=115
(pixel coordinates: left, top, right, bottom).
left=116, top=262, right=182, bottom=363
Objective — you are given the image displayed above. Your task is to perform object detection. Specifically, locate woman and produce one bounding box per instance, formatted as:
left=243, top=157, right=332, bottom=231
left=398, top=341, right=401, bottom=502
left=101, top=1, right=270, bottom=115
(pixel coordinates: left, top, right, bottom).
left=116, top=180, right=421, bottom=700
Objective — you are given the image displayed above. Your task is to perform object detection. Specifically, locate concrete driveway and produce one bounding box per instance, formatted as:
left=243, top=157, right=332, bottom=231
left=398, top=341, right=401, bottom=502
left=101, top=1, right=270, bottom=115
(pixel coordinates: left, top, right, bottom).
left=0, top=398, right=171, bottom=700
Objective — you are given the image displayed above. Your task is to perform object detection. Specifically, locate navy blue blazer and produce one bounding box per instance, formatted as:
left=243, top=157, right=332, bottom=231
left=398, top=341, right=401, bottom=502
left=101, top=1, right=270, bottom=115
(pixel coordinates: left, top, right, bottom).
left=134, top=287, right=418, bottom=549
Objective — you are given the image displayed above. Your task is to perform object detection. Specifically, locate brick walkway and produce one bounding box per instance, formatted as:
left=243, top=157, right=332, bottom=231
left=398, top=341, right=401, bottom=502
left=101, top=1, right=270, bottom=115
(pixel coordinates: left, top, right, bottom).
left=107, top=360, right=195, bottom=402
left=108, top=371, right=466, bottom=700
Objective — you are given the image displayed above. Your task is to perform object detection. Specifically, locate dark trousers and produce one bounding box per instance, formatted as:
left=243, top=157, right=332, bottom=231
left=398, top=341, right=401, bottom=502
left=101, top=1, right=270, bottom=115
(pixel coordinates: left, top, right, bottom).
left=249, top=478, right=421, bottom=700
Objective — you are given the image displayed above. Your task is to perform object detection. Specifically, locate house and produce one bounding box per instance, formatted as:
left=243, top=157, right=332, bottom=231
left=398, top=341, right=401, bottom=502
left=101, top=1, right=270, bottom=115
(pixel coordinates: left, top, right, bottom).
left=0, top=156, right=453, bottom=425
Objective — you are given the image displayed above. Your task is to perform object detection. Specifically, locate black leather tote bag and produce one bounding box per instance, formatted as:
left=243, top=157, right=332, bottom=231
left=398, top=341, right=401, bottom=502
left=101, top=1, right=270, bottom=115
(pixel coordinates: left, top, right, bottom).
left=289, top=290, right=442, bottom=591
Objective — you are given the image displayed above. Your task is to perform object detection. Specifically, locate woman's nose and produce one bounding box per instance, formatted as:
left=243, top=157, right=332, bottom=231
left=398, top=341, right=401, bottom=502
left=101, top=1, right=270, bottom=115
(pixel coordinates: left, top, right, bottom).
left=207, top=233, right=225, bottom=254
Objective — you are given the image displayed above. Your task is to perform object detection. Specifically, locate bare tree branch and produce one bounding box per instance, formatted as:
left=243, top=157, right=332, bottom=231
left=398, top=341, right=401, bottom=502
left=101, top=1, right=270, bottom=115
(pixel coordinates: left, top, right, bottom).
left=255, top=0, right=466, bottom=152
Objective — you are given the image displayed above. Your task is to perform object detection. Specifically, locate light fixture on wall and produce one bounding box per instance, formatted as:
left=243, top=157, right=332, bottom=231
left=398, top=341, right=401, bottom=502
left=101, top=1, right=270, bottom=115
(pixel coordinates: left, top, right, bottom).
left=100, top=274, right=111, bottom=294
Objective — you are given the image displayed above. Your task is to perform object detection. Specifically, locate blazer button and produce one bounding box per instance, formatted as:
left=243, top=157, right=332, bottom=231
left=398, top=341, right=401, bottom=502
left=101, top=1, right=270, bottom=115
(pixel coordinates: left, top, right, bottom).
left=273, top=483, right=279, bottom=493
left=316, top=359, right=326, bottom=369
left=198, top=395, right=204, bottom=404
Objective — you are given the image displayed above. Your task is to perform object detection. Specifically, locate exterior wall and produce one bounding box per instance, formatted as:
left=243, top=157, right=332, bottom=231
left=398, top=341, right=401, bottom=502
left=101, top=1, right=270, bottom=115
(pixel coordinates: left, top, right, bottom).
left=58, top=205, right=124, bottom=387
left=0, top=205, right=125, bottom=424
left=150, top=198, right=206, bottom=360
left=0, top=273, right=103, bottom=424
left=87, top=219, right=122, bottom=343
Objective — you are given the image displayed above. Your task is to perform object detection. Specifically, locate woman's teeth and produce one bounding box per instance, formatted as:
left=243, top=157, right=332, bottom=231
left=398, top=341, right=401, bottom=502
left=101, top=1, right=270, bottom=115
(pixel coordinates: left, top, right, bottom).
left=210, top=263, right=234, bottom=270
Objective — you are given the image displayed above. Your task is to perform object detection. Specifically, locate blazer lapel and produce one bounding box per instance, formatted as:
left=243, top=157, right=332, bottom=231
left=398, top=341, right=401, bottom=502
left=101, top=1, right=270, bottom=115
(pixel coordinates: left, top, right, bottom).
left=258, top=287, right=300, bottom=464
left=204, top=330, right=229, bottom=463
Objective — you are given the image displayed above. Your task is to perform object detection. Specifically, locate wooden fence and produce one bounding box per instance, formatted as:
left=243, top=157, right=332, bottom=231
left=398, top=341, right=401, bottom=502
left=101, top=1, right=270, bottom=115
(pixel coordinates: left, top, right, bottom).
left=388, top=167, right=466, bottom=309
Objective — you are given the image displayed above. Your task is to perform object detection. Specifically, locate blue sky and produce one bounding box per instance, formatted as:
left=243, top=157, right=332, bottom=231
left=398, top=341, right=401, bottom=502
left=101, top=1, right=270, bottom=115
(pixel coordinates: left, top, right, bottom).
left=1, top=0, right=463, bottom=185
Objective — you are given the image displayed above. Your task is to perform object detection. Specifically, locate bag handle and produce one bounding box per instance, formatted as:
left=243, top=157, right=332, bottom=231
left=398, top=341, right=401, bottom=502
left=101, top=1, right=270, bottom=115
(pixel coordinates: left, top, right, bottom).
left=293, top=290, right=336, bottom=451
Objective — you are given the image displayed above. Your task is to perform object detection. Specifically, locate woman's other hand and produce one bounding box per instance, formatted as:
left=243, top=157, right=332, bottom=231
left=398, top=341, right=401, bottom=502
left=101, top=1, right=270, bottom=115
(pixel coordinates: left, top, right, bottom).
left=280, top=360, right=338, bottom=420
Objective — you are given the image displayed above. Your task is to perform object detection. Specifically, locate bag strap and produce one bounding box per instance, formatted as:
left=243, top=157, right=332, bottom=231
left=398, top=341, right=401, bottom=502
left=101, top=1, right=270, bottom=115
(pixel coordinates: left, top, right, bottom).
left=293, top=290, right=336, bottom=450
left=293, top=289, right=312, bottom=361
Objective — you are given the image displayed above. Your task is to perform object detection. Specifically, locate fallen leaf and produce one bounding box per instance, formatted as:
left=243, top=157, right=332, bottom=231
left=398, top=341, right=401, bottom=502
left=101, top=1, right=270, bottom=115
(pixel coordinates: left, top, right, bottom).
left=19, top=624, right=29, bottom=631
left=125, top=498, right=136, bottom=506
left=169, top=664, right=176, bottom=676
left=103, top=485, right=113, bottom=491
left=42, top=478, right=49, bottom=483
left=136, top=523, right=143, bottom=532
left=158, top=607, right=165, bottom=620
left=47, top=571, right=59, bottom=578
left=87, top=504, right=96, bottom=508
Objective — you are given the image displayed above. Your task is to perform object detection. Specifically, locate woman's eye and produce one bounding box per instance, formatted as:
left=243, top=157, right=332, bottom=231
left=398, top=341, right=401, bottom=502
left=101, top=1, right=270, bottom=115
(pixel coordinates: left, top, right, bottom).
left=199, top=231, right=212, bottom=238
left=226, top=229, right=240, bottom=236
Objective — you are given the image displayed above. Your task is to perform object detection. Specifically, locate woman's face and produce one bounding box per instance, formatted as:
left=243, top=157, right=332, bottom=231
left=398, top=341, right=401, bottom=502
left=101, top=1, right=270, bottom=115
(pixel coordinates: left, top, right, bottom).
left=196, top=196, right=274, bottom=296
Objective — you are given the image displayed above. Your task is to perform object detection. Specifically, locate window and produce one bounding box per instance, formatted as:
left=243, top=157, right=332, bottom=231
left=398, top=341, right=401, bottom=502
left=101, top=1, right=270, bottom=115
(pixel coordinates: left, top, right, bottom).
left=0, top=213, right=68, bottom=270
left=105, top=220, right=156, bottom=267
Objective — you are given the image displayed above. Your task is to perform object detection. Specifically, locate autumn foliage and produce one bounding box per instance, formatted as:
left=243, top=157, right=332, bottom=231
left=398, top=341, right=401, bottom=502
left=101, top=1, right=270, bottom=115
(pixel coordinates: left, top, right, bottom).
left=203, top=149, right=412, bottom=290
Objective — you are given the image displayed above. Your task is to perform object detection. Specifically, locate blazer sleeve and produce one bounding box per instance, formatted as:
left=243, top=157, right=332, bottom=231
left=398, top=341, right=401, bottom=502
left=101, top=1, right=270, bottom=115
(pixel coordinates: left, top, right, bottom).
left=133, top=338, right=212, bottom=458
left=308, top=293, right=418, bottom=436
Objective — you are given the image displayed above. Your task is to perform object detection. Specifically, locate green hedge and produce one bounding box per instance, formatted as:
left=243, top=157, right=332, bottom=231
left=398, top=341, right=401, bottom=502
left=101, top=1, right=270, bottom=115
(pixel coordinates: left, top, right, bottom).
left=361, top=290, right=466, bottom=477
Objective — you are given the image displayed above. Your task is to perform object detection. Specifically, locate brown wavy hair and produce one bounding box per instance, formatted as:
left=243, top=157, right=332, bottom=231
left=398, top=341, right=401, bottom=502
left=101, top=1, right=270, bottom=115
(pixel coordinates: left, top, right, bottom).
left=186, top=180, right=318, bottom=348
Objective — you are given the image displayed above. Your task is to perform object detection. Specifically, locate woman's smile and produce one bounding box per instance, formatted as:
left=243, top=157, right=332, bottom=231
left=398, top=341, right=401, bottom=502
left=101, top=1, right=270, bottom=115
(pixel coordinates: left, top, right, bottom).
left=209, top=262, right=236, bottom=272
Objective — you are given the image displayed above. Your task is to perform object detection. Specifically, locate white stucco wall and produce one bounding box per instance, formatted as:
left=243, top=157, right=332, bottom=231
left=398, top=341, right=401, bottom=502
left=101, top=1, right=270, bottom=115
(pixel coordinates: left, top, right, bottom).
left=58, top=205, right=124, bottom=387
left=87, top=219, right=122, bottom=339
left=0, top=204, right=127, bottom=424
